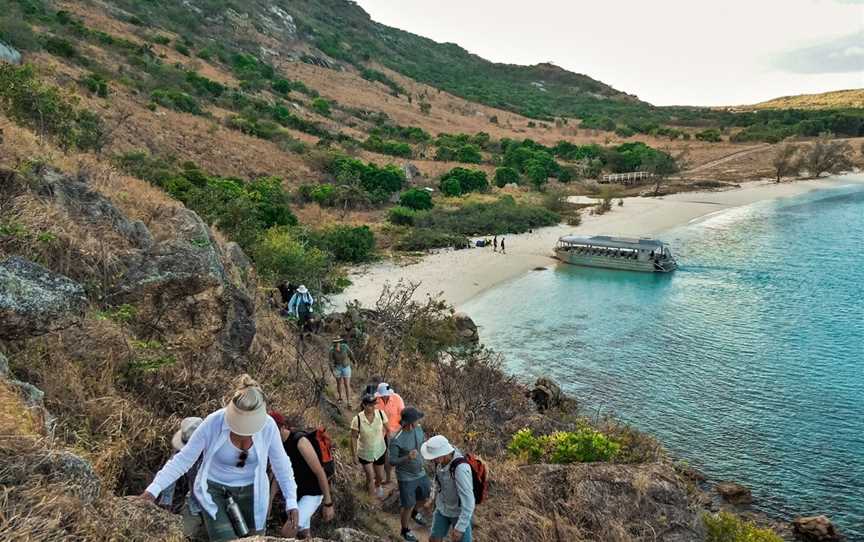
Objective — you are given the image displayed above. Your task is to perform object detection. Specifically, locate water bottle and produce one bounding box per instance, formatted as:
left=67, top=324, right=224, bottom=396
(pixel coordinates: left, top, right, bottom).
left=225, top=495, right=250, bottom=537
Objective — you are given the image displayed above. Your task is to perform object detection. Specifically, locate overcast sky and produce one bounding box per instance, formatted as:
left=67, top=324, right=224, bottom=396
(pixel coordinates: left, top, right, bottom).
left=354, top=0, right=864, bottom=106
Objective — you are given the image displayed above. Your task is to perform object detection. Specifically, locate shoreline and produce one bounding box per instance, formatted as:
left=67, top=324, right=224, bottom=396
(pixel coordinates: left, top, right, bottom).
left=332, top=175, right=864, bottom=310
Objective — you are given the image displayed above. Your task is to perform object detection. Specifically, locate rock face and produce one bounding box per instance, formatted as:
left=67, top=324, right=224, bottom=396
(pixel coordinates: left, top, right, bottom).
left=245, top=528, right=385, bottom=542
left=528, top=377, right=564, bottom=412
left=38, top=169, right=153, bottom=249
left=1, top=446, right=102, bottom=505
left=0, top=41, right=22, bottom=64
left=0, top=257, right=88, bottom=339
left=453, top=312, right=479, bottom=343
left=110, top=207, right=256, bottom=364
left=792, top=516, right=843, bottom=541
left=715, top=482, right=754, bottom=505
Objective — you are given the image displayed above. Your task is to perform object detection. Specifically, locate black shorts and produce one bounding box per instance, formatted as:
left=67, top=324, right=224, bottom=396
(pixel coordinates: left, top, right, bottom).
left=359, top=452, right=386, bottom=466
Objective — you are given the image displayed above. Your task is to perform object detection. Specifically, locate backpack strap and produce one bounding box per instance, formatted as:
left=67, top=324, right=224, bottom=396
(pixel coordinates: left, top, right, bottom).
left=378, top=410, right=384, bottom=424
left=449, top=456, right=469, bottom=478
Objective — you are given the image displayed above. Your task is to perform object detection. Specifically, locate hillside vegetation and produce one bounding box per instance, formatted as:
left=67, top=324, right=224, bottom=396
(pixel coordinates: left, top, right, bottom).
left=749, top=89, right=864, bottom=111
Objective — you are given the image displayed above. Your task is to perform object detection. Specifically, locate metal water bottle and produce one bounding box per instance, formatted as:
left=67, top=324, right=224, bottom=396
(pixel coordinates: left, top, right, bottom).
left=226, top=495, right=250, bottom=537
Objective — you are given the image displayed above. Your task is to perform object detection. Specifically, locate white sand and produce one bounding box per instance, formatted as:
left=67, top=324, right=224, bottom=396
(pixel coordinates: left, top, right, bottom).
left=332, top=176, right=864, bottom=310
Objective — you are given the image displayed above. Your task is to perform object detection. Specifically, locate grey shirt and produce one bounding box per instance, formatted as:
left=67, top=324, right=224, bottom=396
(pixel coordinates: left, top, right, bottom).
left=388, top=426, right=426, bottom=482
left=433, top=449, right=475, bottom=533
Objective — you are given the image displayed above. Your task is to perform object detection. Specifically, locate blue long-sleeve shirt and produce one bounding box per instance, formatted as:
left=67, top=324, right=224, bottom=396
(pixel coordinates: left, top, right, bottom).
left=434, top=449, right=475, bottom=533
left=287, top=291, right=314, bottom=317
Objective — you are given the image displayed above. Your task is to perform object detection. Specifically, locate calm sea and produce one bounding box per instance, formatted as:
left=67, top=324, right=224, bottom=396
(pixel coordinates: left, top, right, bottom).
left=462, top=179, right=864, bottom=537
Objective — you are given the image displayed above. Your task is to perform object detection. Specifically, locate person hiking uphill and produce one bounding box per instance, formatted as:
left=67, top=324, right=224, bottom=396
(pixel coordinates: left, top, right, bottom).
left=140, top=376, right=299, bottom=541
left=422, top=435, right=476, bottom=542
left=329, top=336, right=355, bottom=407
left=351, top=393, right=389, bottom=498
left=157, top=417, right=206, bottom=539
left=287, top=285, right=314, bottom=330
left=269, top=412, right=334, bottom=540
left=388, top=407, right=430, bottom=542
left=374, top=382, right=405, bottom=485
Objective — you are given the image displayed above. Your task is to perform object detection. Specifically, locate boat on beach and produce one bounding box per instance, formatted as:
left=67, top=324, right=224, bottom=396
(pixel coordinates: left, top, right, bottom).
left=555, top=235, right=678, bottom=273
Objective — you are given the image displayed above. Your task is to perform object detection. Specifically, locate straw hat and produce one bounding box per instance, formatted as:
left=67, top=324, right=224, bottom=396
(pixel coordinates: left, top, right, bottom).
left=421, top=435, right=454, bottom=460
left=375, top=382, right=394, bottom=397
left=172, top=417, right=203, bottom=451
left=226, top=383, right=268, bottom=436
left=297, top=285, right=309, bottom=294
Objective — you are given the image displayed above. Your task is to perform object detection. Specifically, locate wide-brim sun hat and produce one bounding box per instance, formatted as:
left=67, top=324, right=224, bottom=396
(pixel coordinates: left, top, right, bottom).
left=400, top=406, right=424, bottom=427
left=297, top=285, right=309, bottom=294
left=421, top=435, right=454, bottom=460
left=361, top=393, right=377, bottom=406
left=172, top=417, right=204, bottom=451
left=226, top=387, right=268, bottom=436
left=375, top=382, right=394, bottom=397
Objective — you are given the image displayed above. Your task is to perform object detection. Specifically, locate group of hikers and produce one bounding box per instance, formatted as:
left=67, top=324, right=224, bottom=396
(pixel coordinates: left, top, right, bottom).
left=140, top=374, right=482, bottom=542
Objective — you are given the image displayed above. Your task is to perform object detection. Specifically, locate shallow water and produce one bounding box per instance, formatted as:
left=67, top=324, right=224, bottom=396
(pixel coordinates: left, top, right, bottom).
left=462, top=181, right=864, bottom=537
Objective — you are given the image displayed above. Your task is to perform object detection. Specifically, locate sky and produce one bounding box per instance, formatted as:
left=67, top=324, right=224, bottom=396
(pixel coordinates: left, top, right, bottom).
left=353, top=0, right=864, bottom=107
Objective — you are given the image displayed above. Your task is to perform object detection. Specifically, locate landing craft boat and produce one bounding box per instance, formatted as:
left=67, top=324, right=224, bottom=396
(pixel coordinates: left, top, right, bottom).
left=555, top=235, right=678, bottom=273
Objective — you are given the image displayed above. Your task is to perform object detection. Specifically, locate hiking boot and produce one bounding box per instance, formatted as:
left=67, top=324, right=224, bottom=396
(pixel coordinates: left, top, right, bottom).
left=412, top=511, right=427, bottom=526
left=401, top=529, right=419, bottom=542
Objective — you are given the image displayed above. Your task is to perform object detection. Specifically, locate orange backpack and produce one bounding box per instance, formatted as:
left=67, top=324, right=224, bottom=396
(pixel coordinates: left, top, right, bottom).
left=449, top=454, right=489, bottom=505
left=297, top=427, right=335, bottom=478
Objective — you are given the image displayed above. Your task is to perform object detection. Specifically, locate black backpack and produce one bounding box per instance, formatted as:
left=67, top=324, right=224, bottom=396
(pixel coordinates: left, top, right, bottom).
left=297, top=299, right=312, bottom=319
left=293, top=428, right=336, bottom=478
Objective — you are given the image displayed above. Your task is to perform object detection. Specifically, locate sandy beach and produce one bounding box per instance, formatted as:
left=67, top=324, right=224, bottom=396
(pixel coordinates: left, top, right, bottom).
left=332, top=176, right=864, bottom=310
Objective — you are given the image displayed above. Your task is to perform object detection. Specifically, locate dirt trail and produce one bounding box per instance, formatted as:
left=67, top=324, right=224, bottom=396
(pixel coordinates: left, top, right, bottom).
left=685, top=143, right=772, bottom=173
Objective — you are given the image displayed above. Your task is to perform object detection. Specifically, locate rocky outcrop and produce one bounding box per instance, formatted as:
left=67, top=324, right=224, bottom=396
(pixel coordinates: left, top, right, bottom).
left=37, top=168, right=153, bottom=249
left=792, top=516, right=843, bottom=541
left=245, top=528, right=385, bottom=542
left=716, top=482, right=753, bottom=505
left=528, top=377, right=564, bottom=412
left=1, top=446, right=102, bottom=505
left=0, top=257, right=88, bottom=339
left=0, top=41, right=22, bottom=64
left=453, top=312, right=479, bottom=343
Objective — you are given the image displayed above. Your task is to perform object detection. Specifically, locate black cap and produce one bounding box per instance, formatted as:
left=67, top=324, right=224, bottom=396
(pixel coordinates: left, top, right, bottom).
left=400, top=406, right=424, bottom=426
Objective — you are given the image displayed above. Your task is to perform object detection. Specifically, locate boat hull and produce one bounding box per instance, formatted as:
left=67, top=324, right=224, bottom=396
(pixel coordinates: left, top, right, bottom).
left=555, top=249, right=677, bottom=273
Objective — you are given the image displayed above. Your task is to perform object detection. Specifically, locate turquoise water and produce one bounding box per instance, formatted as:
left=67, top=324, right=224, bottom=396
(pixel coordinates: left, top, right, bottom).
left=462, top=181, right=864, bottom=537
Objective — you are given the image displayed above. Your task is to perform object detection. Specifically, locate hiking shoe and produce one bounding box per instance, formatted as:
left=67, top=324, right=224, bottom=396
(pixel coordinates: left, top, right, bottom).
left=401, top=529, right=419, bottom=542
left=375, top=486, right=385, bottom=499
left=412, top=512, right=427, bottom=526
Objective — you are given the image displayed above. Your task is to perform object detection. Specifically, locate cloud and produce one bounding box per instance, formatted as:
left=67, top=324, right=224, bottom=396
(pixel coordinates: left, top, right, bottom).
left=772, top=31, right=864, bottom=74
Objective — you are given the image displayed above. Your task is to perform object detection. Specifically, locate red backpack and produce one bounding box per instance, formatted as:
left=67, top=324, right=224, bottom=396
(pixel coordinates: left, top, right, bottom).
left=297, top=427, right=335, bottom=478
left=449, top=453, right=489, bottom=505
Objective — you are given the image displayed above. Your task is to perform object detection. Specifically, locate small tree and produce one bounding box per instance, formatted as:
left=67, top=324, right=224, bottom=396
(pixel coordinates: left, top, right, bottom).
left=419, top=100, right=431, bottom=115
left=311, top=97, right=331, bottom=117
left=494, top=166, right=520, bottom=188
left=643, top=152, right=679, bottom=196
left=801, top=135, right=853, bottom=178
left=399, top=188, right=434, bottom=210
left=772, top=143, right=800, bottom=183
left=525, top=160, right=549, bottom=190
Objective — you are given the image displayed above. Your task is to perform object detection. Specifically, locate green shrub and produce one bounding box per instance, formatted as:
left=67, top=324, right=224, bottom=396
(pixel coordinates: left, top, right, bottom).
left=435, top=146, right=458, bottom=162
left=396, top=228, right=468, bottom=251
left=174, top=42, right=190, bottom=56
left=311, top=184, right=336, bottom=206
left=440, top=167, right=488, bottom=197
left=80, top=73, right=109, bottom=97
left=251, top=226, right=331, bottom=286
left=151, top=89, right=202, bottom=115
left=388, top=206, right=417, bottom=226
left=0, top=64, right=105, bottom=152
left=494, top=167, right=520, bottom=187
left=457, top=144, right=482, bottom=164
left=399, top=188, right=433, bottom=210
left=704, top=512, right=783, bottom=542
left=327, top=156, right=405, bottom=202
left=42, top=35, right=79, bottom=59
left=695, top=128, right=722, bottom=142
left=315, top=225, right=375, bottom=263
left=508, top=428, right=620, bottom=464
left=362, top=135, right=412, bottom=157
left=311, top=97, right=331, bottom=117
left=414, top=196, right=559, bottom=235
left=0, top=13, right=40, bottom=51
left=360, top=67, right=405, bottom=96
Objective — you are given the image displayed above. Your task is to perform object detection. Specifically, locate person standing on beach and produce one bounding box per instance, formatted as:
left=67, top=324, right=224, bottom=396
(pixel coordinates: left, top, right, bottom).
left=500, top=238, right=506, bottom=254
left=493, top=236, right=498, bottom=252
left=388, top=407, right=430, bottom=542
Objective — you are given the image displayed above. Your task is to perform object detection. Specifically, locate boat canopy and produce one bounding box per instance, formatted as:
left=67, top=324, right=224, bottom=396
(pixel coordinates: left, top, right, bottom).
left=558, top=235, right=666, bottom=250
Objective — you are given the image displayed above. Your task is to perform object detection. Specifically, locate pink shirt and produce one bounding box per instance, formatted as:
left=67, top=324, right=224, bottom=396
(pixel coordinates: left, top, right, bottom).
left=376, top=393, right=405, bottom=436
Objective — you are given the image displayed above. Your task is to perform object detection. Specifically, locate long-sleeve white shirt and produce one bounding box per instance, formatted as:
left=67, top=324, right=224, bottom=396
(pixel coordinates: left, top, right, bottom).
left=145, top=408, right=297, bottom=530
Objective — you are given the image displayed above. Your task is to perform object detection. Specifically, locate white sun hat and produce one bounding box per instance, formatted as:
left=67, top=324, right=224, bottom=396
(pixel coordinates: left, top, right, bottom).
left=172, top=417, right=204, bottom=451
left=421, top=434, right=455, bottom=460
left=297, top=285, right=309, bottom=294
left=375, top=382, right=394, bottom=397
left=225, top=386, right=268, bottom=436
